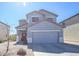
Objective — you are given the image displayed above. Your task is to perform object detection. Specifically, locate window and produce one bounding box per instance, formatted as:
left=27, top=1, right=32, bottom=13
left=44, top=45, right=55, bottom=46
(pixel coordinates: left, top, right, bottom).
left=32, top=17, right=39, bottom=22
left=61, top=23, right=66, bottom=28
left=62, top=23, right=65, bottom=25
left=47, top=18, right=53, bottom=22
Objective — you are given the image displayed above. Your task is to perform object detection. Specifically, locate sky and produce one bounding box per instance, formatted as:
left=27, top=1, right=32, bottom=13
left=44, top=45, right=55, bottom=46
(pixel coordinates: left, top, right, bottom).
left=0, top=2, right=79, bottom=34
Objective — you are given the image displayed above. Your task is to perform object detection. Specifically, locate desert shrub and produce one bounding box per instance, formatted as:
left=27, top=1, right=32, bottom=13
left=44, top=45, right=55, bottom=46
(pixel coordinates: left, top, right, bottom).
left=17, top=48, right=26, bottom=56
left=0, top=40, right=5, bottom=43
left=0, top=40, right=3, bottom=43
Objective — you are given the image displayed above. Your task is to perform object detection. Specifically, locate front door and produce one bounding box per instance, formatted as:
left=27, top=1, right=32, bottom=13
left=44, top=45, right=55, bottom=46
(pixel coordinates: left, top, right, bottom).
left=21, top=33, right=27, bottom=41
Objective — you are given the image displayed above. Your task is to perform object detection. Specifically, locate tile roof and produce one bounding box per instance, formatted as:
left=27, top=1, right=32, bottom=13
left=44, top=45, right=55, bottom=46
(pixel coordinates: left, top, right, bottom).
left=26, top=9, right=58, bottom=17
left=59, top=13, right=79, bottom=24
left=0, top=21, right=10, bottom=27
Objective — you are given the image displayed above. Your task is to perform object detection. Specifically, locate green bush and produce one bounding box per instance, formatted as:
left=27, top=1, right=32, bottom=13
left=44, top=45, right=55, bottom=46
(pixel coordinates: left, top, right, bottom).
left=9, top=34, right=16, bottom=41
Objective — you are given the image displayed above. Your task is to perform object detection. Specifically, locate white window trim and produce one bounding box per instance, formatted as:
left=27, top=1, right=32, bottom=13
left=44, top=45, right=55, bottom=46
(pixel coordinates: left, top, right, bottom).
left=31, top=30, right=61, bottom=32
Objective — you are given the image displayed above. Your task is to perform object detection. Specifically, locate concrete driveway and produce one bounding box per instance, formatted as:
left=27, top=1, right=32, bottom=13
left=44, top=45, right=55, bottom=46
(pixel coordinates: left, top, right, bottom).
left=28, top=43, right=79, bottom=56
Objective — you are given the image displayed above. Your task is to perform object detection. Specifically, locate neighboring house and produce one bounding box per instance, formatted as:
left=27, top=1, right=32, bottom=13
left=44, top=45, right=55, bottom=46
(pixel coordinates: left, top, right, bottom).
left=0, top=21, right=10, bottom=41
left=60, top=13, right=79, bottom=43
left=60, top=13, right=79, bottom=28
left=16, top=9, right=63, bottom=44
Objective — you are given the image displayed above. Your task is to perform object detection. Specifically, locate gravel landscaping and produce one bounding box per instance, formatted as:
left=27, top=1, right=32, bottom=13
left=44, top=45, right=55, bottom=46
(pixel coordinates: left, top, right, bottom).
left=0, top=42, right=34, bottom=56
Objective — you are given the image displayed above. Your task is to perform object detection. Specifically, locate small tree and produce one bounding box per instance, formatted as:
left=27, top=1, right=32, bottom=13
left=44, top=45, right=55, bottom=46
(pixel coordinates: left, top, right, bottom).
left=3, top=37, right=9, bottom=56
left=6, top=37, right=9, bottom=53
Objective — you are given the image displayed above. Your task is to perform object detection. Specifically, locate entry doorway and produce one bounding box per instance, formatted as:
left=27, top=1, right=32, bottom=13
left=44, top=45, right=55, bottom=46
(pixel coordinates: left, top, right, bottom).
left=21, top=32, right=27, bottom=41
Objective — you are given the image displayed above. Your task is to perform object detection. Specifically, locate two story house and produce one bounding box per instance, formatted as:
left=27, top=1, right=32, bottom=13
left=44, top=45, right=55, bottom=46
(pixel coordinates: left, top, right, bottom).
left=16, top=9, right=63, bottom=44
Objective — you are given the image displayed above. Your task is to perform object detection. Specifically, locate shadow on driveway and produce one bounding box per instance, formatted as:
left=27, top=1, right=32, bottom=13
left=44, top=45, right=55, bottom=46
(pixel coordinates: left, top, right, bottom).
left=28, top=43, right=79, bottom=54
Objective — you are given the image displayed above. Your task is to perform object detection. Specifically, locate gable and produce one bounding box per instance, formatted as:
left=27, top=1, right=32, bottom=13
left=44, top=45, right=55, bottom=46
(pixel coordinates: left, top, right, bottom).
left=27, top=9, right=58, bottom=27
left=26, top=9, right=58, bottom=18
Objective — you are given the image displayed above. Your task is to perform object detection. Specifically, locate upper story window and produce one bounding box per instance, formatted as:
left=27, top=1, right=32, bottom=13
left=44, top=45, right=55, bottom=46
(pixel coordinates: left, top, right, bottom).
left=32, top=17, right=39, bottom=22
left=47, top=18, right=53, bottom=22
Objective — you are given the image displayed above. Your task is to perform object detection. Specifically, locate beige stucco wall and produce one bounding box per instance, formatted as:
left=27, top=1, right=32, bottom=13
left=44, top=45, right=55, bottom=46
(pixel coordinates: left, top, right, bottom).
left=0, top=23, right=10, bottom=41
left=63, top=23, right=79, bottom=43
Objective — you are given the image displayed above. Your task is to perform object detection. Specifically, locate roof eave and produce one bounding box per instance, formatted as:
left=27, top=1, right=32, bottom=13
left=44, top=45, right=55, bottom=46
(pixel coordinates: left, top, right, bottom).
left=0, top=21, right=10, bottom=27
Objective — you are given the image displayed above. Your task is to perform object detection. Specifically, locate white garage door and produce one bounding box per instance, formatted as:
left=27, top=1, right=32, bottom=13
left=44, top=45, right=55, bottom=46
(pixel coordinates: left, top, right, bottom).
left=32, top=31, right=59, bottom=44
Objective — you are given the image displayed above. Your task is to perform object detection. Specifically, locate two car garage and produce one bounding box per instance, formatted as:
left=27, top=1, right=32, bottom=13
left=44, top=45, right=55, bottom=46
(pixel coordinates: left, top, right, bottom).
left=31, top=30, right=60, bottom=44
left=28, top=21, right=63, bottom=44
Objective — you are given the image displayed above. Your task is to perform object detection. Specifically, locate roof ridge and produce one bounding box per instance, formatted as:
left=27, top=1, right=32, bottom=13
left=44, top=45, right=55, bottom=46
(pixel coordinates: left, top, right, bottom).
left=39, top=9, right=58, bottom=16
left=26, top=9, right=58, bottom=17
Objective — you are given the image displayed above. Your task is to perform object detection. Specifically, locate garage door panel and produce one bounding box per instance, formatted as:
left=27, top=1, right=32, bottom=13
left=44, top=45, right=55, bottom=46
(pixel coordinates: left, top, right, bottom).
left=32, top=32, right=59, bottom=43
